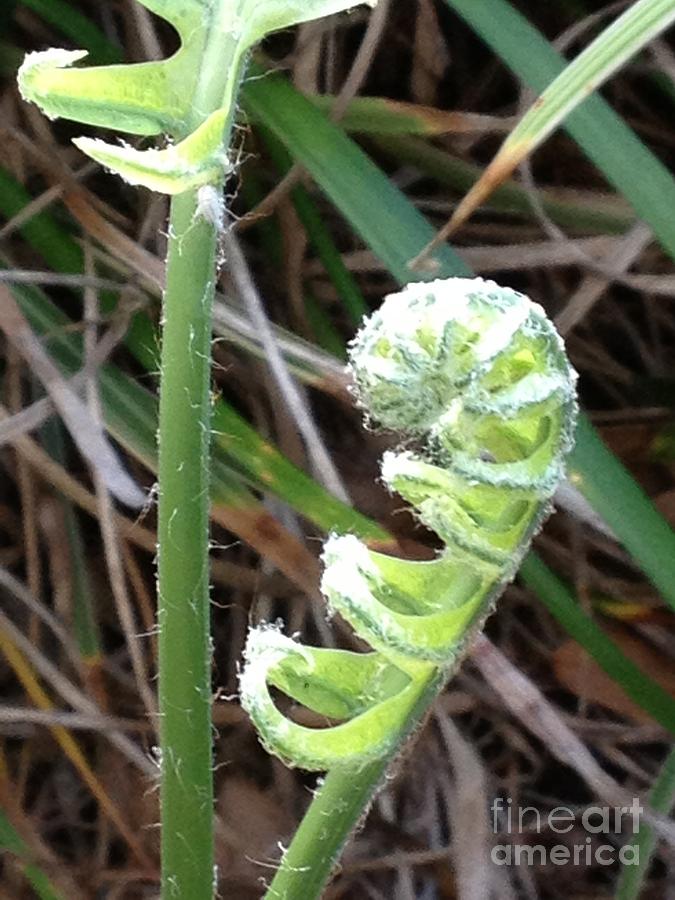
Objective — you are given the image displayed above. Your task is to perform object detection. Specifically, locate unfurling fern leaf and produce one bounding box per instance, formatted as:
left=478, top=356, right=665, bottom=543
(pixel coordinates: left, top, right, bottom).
left=240, top=277, right=577, bottom=772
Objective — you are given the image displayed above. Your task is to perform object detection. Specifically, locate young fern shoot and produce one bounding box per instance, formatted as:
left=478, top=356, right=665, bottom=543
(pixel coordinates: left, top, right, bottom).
left=241, top=277, right=578, bottom=898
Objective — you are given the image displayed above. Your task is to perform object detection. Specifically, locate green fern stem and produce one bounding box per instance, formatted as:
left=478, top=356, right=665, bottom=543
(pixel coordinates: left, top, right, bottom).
left=240, top=277, right=577, bottom=899
left=156, top=26, right=243, bottom=900
left=157, top=195, right=220, bottom=898
left=262, top=669, right=444, bottom=898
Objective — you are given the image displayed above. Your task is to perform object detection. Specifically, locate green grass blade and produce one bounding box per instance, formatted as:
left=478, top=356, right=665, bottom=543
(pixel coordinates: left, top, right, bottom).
left=243, top=68, right=471, bottom=284
left=308, top=94, right=504, bottom=136
left=374, top=134, right=635, bottom=236
left=615, top=745, right=675, bottom=899
left=447, top=0, right=675, bottom=231
left=521, top=556, right=675, bottom=735
left=500, top=0, right=675, bottom=162
left=0, top=809, right=64, bottom=900
left=445, top=0, right=675, bottom=265
left=569, top=416, right=675, bottom=614
left=260, top=125, right=369, bottom=326
left=39, top=415, right=101, bottom=661
left=211, top=400, right=387, bottom=538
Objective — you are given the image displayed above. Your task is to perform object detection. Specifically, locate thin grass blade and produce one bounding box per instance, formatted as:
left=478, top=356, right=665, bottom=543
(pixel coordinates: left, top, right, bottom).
left=445, top=0, right=675, bottom=266
left=427, top=0, right=675, bottom=246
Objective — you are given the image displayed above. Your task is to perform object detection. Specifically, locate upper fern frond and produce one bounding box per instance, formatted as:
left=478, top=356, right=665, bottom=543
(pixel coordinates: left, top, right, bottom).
left=18, top=0, right=376, bottom=193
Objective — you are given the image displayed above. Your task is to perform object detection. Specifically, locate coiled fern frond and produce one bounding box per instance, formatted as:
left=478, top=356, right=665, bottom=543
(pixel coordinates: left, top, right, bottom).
left=241, top=277, right=577, bottom=772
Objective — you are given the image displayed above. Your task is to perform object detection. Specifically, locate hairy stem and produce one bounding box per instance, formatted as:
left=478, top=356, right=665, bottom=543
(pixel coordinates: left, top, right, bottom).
left=157, top=17, right=242, bottom=899
left=265, top=668, right=443, bottom=900
left=158, top=188, right=218, bottom=897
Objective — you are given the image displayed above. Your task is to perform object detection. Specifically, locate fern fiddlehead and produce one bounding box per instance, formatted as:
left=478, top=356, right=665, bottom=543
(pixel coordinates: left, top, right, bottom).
left=240, top=277, right=577, bottom=897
